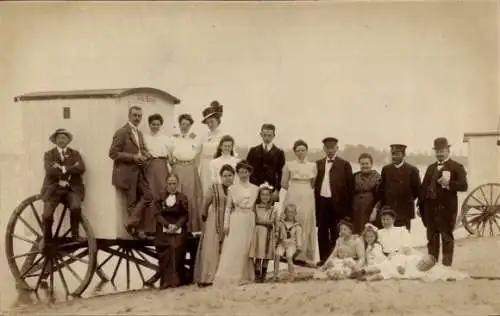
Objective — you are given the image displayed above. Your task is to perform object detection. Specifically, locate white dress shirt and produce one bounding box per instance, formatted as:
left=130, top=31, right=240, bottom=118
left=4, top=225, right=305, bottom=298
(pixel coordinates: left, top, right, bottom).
left=56, top=146, right=68, bottom=174
left=144, top=132, right=171, bottom=158
left=394, top=160, right=405, bottom=168
left=320, top=156, right=335, bottom=198
left=262, top=143, right=274, bottom=152
left=170, top=133, right=201, bottom=162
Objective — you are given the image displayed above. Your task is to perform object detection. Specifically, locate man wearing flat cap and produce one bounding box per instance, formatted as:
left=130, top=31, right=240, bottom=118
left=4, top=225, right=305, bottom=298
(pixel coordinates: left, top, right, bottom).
left=41, top=128, right=86, bottom=244
left=314, top=137, right=354, bottom=265
left=375, top=143, right=421, bottom=231
left=418, top=137, right=467, bottom=267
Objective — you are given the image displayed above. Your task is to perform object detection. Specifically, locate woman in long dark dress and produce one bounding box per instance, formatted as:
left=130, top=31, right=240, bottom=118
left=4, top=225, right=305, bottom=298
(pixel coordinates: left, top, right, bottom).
left=155, top=174, right=189, bottom=289
left=352, top=153, right=381, bottom=234
left=193, top=164, right=235, bottom=286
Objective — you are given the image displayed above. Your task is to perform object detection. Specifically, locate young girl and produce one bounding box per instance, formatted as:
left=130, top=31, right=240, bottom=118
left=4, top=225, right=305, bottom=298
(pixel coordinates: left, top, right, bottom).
left=358, top=223, right=387, bottom=281
left=274, top=204, right=302, bottom=282
left=315, top=218, right=364, bottom=280
left=249, top=182, right=278, bottom=283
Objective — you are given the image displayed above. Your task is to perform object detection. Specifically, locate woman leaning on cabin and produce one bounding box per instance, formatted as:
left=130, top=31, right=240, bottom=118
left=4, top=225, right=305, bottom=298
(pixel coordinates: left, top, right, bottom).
left=169, top=114, right=204, bottom=233
left=194, top=164, right=236, bottom=286
left=154, top=174, right=189, bottom=289
left=352, top=153, right=381, bottom=234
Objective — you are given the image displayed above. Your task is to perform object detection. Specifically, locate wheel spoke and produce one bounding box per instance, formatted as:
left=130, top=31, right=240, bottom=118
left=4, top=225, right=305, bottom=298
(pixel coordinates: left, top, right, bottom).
left=34, top=259, right=48, bottom=291
left=12, top=250, right=42, bottom=260
left=479, top=186, right=490, bottom=206
left=110, top=247, right=124, bottom=284
left=130, top=250, right=146, bottom=284
left=17, top=216, right=41, bottom=238
left=20, top=255, right=45, bottom=279
left=11, top=233, right=37, bottom=245
left=470, top=194, right=488, bottom=209
left=125, top=249, right=131, bottom=290
left=488, top=217, right=494, bottom=236
left=492, top=216, right=500, bottom=234
left=29, top=203, right=43, bottom=232
left=49, top=258, right=55, bottom=295
left=54, top=207, right=68, bottom=238
left=97, top=251, right=115, bottom=271
left=54, top=254, right=70, bottom=297
left=61, top=259, right=83, bottom=284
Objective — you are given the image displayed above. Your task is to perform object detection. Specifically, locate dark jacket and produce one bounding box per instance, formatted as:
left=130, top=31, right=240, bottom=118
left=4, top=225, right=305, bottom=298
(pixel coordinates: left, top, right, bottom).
left=246, top=144, right=286, bottom=191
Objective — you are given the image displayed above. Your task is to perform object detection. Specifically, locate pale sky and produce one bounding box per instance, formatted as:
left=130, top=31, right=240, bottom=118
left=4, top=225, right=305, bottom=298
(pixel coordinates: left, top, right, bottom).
left=1, top=2, right=499, bottom=155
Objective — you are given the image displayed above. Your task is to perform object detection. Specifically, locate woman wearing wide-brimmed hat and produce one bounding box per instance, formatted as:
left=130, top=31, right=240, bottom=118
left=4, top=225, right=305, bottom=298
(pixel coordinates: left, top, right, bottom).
left=199, top=101, right=229, bottom=198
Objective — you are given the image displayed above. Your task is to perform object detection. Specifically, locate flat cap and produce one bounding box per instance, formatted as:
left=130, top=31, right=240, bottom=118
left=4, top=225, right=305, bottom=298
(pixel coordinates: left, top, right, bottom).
left=322, top=137, right=338, bottom=145
left=390, top=144, right=407, bottom=152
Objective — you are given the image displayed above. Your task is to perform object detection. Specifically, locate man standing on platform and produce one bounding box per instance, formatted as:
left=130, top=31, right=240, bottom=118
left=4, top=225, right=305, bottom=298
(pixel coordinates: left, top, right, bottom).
left=246, top=123, right=286, bottom=202
left=374, top=144, right=421, bottom=231
left=314, top=137, right=354, bottom=265
left=109, top=106, right=153, bottom=240
left=418, top=137, right=467, bottom=267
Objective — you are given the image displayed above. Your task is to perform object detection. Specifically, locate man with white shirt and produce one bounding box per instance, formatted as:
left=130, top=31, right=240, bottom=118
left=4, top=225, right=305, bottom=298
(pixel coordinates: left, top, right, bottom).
left=375, top=144, right=421, bottom=231
left=109, top=106, right=153, bottom=239
left=418, top=137, right=467, bottom=267
left=246, top=123, right=286, bottom=201
left=41, top=129, right=86, bottom=244
left=314, top=137, right=354, bottom=265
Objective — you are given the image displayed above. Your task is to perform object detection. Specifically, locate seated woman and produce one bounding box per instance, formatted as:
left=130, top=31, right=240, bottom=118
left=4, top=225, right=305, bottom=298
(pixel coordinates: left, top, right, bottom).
left=314, top=218, right=364, bottom=280
left=154, top=174, right=189, bottom=289
left=361, top=208, right=469, bottom=281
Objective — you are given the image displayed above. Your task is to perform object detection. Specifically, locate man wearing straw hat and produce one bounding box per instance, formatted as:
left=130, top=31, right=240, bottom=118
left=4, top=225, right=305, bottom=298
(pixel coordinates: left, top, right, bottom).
left=41, top=128, right=86, bottom=244
left=418, top=137, right=468, bottom=267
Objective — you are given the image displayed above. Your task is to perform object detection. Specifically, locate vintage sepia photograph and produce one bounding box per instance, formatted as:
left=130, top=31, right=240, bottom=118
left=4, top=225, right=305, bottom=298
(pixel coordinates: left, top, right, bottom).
left=0, top=1, right=499, bottom=315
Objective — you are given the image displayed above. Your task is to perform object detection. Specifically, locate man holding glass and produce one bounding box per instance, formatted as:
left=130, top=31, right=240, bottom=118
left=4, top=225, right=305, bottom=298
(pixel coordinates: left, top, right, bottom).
left=418, top=137, right=468, bottom=267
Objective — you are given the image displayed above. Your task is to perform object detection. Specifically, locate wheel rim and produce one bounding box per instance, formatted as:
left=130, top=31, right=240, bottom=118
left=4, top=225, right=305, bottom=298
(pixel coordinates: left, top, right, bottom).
left=461, top=183, right=500, bottom=236
left=5, top=195, right=97, bottom=298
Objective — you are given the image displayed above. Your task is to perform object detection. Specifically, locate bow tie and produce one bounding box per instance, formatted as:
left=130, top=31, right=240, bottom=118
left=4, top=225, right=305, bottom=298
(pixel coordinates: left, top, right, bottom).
left=327, top=159, right=334, bottom=163
left=438, top=162, right=444, bottom=166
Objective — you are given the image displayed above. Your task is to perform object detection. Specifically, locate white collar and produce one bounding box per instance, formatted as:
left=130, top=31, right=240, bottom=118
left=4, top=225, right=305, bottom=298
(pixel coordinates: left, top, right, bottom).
left=57, top=146, right=67, bottom=153
left=128, top=121, right=138, bottom=131
left=437, top=158, right=450, bottom=165
left=326, top=155, right=336, bottom=163
left=262, top=143, right=273, bottom=150
left=394, top=161, right=405, bottom=168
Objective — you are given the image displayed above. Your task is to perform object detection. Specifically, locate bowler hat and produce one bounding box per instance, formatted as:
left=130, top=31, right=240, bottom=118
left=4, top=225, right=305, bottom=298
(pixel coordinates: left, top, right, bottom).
left=49, top=128, right=73, bottom=144
left=390, top=144, right=407, bottom=153
left=433, top=137, right=451, bottom=150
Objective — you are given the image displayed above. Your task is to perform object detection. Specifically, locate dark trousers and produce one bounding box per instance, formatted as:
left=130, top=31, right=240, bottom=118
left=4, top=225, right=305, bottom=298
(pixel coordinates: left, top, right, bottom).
left=42, top=189, right=82, bottom=241
left=316, top=196, right=341, bottom=263
left=122, top=172, right=153, bottom=233
left=394, top=218, right=411, bottom=232
left=425, top=204, right=456, bottom=266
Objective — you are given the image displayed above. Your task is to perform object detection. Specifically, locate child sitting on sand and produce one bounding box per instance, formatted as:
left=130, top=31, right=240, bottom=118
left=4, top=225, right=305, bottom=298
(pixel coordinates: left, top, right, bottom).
left=314, top=218, right=364, bottom=280
left=273, top=204, right=302, bottom=282
left=359, top=223, right=387, bottom=281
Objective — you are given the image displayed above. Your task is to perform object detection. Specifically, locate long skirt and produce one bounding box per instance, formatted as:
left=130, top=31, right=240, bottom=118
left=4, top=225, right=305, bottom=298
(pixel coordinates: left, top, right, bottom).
left=172, top=161, right=203, bottom=233
left=199, top=155, right=212, bottom=198
left=193, top=205, right=224, bottom=284
left=285, top=180, right=316, bottom=262
left=352, top=191, right=376, bottom=234
left=213, top=209, right=255, bottom=285
left=142, top=159, right=169, bottom=233
left=157, top=234, right=187, bottom=288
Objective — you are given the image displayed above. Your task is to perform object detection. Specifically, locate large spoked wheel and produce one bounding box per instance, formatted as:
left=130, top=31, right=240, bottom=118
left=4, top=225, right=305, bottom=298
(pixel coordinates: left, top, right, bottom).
left=460, top=183, right=500, bottom=236
left=5, top=195, right=97, bottom=298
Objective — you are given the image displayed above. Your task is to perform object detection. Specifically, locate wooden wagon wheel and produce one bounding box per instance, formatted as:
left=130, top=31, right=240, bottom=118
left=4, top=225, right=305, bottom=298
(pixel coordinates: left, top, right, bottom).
left=460, top=183, right=500, bottom=236
left=5, top=195, right=98, bottom=298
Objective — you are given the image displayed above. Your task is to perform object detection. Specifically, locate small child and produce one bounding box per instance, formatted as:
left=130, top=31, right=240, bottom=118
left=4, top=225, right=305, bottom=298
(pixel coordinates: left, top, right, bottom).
left=358, top=223, right=387, bottom=281
left=249, top=183, right=278, bottom=283
left=273, top=204, right=302, bottom=282
left=315, top=218, right=364, bottom=280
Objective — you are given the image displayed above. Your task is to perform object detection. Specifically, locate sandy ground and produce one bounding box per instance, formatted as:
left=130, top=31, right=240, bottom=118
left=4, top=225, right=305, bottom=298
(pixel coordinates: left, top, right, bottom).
left=6, top=235, right=500, bottom=316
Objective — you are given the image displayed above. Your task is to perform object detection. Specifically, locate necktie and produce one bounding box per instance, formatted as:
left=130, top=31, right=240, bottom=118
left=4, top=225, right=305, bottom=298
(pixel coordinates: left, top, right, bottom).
left=60, top=149, right=66, bottom=161
left=328, top=159, right=334, bottom=163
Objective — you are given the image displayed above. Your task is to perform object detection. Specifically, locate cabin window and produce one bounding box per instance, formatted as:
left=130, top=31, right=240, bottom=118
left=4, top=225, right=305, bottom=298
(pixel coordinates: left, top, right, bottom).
left=63, top=107, right=71, bottom=119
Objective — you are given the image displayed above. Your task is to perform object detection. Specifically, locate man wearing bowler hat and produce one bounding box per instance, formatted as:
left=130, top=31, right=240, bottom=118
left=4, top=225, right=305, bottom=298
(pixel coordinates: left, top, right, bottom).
left=41, top=128, right=86, bottom=245
left=418, top=137, right=467, bottom=267
left=375, top=144, right=421, bottom=231
left=314, top=137, right=354, bottom=265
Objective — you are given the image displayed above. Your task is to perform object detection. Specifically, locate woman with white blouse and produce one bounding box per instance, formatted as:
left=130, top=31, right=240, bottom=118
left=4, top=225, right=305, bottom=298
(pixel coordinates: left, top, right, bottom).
left=170, top=114, right=204, bottom=233
left=210, top=135, right=240, bottom=185
left=142, top=114, right=172, bottom=236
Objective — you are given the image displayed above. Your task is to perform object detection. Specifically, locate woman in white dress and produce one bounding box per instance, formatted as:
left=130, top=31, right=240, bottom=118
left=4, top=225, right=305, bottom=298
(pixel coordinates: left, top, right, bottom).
left=210, top=135, right=240, bottom=185
left=199, top=101, right=226, bottom=197
left=213, top=160, right=259, bottom=285
left=280, top=140, right=317, bottom=264
left=169, top=114, right=204, bottom=233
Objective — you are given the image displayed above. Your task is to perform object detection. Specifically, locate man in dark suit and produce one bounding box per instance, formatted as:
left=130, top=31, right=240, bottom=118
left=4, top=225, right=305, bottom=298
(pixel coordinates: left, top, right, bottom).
left=418, top=137, right=467, bottom=267
left=109, top=106, right=153, bottom=239
left=376, top=144, right=421, bottom=231
left=41, top=129, right=86, bottom=243
left=246, top=123, right=286, bottom=201
left=314, top=137, right=354, bottom=264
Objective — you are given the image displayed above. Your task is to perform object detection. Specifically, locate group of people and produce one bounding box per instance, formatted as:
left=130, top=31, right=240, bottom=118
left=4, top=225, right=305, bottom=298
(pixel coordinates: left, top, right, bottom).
left=40, top=100, right=469, bottom=289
